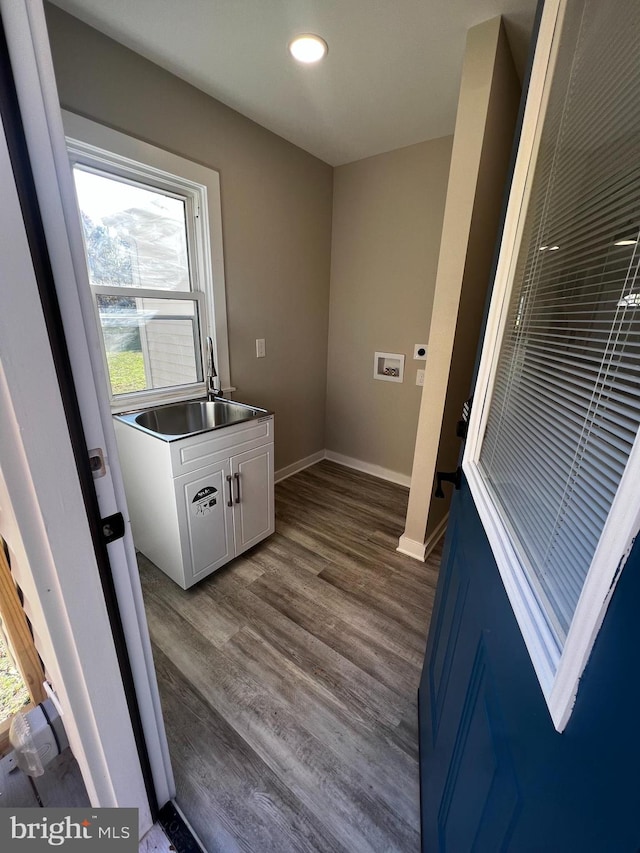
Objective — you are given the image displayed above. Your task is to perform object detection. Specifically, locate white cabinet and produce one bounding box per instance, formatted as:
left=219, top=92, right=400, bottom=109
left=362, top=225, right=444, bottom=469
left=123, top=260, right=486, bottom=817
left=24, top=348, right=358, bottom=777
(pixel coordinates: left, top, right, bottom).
left=114, top=413, right=274, bottom=589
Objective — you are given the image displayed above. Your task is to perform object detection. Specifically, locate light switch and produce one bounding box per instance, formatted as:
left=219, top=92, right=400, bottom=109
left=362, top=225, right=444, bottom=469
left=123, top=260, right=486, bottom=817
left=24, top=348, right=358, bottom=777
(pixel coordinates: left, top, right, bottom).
left=256, top=338, right=266, bottom=358
left=416, top=369, right=425, bottom=387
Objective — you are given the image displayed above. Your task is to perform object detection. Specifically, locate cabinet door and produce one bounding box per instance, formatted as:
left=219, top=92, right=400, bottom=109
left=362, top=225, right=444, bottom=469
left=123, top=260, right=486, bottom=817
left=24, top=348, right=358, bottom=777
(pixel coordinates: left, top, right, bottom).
left=230, top=444, right=274, bottom=555
left=175, top=460, right=234, bottom=587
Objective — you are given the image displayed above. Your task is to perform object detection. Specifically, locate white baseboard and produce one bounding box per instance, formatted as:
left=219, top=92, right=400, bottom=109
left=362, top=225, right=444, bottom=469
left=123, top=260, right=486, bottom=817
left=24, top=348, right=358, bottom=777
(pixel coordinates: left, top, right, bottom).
left=275, top=448, right=411, bottom=488
left=324, top=450, right=411, bottom=488
left=397, top=512, right=449, bottom=562
left=274, top=450, right=325, bottom=483
left=397, top=535, right=427, bottom=561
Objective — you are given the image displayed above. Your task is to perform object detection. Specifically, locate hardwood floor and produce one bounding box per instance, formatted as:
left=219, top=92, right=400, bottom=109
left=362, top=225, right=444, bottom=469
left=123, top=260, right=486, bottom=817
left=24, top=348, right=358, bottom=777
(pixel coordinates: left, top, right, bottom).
left=139, top=461, right=441, bottom=853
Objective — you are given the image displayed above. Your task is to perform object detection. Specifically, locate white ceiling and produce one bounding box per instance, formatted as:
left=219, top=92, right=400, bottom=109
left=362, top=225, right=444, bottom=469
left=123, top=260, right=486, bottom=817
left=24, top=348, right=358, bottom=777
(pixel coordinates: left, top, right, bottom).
left=49, top=0, right=539, bottom=166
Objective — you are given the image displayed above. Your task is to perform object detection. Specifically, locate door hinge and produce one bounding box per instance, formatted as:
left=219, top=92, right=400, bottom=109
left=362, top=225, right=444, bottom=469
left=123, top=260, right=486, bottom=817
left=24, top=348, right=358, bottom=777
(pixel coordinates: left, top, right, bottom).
left=100, top=512, right=125, bottom=545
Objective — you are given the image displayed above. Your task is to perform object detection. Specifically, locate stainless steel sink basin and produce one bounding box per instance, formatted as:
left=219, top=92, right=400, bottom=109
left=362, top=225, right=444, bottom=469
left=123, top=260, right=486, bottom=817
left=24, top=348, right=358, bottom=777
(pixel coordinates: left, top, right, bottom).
left=115, top=398, right=271, bottom=441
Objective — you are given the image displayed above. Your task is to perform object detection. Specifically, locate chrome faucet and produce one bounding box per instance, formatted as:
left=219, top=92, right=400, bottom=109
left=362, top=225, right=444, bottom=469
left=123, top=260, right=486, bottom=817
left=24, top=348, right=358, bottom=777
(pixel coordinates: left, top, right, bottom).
left=206, top=335, right=222, bottom=400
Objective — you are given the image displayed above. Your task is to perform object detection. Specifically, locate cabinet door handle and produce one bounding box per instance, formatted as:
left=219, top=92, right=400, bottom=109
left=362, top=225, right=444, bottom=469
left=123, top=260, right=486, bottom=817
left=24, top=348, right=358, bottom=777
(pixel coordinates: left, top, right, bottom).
left=234, top=472, right=241, bottom=504
left=226, top=475, right=233, bottom=507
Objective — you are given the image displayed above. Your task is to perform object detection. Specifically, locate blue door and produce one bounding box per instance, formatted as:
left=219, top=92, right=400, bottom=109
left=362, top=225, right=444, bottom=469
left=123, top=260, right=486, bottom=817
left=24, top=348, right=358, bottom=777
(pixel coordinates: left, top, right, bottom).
left=419, top=480, right=640, bottom=851
left=418, top=0, right=640, bottom=849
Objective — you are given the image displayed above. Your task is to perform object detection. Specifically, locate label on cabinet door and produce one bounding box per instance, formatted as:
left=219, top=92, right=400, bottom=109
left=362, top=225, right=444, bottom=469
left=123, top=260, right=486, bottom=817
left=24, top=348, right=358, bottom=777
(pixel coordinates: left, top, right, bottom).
left=181, top=466, right=232, bottom=580
left=191, top=485, right=217, bottom=516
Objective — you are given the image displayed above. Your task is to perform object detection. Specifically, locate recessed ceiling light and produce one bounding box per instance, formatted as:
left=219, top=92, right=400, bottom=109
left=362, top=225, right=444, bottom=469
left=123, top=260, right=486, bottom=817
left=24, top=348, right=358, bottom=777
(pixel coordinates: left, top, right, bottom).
left=548, top=245, right=560, bottom=251
left=614, top=238, right=638, bottom=246
left=288, top=34, right=328, bottom=64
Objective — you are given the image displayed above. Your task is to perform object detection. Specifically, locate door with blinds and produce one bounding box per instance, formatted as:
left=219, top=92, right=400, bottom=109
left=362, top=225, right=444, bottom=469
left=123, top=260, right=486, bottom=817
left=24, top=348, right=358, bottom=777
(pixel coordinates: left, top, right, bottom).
left=418, top=0, right=640, bottom=849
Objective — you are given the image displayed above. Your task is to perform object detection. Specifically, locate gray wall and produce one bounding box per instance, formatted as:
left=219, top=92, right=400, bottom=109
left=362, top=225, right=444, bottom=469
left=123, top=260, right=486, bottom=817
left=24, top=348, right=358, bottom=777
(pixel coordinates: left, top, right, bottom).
left=325, top=138, right=453, bottom=477
left=45, top=3, right=333, bottom=473
left=45, top=5, right=459, bottom=483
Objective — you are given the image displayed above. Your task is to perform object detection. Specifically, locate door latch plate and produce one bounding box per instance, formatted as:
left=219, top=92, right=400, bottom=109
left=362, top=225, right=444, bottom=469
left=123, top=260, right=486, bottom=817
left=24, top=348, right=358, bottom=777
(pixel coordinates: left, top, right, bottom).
left=88, top=448, right=107, bottom=478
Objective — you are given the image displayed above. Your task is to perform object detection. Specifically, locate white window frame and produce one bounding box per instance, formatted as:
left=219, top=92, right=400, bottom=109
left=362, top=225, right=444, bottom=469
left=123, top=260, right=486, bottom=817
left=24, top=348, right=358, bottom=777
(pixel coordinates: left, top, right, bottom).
left=462, top=0, right=640, bottom=732
left=64, top=111, right=232, bottom=412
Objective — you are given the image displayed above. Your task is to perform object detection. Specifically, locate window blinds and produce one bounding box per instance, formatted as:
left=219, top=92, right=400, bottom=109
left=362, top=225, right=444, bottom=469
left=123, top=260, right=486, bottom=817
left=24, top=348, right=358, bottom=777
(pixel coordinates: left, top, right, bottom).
left=478, top=0, right=640, bottom=645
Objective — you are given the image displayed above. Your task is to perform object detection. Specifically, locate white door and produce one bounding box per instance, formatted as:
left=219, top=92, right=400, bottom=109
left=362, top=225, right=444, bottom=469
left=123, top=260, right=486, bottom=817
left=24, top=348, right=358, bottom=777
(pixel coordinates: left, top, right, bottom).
left=0, top=0, right=173, bottom=819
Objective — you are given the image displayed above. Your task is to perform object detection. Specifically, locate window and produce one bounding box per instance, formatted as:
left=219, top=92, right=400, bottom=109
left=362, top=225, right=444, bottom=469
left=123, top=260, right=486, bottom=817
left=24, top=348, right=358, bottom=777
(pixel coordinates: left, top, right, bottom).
left=464, top=0, right=640, bottom=730
left=65, top=113, right=230, bottom=411
left=73, top=166, right=204, bottom=399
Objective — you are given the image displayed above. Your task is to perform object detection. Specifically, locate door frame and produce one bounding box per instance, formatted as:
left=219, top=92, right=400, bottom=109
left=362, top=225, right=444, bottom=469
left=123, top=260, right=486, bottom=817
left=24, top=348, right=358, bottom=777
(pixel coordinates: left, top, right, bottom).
left=0, top=42, right=154, bottom=828
left=1, top=0, right=173, bottom=813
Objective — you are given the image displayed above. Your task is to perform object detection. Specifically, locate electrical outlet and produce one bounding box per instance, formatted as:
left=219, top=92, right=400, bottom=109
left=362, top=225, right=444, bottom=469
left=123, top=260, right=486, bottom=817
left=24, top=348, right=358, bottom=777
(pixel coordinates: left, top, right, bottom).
left=414, top=344, right=428, bottom=360
left=256, top=338, right=266, bottom=358
left=416, top=369, right=425, bottom=387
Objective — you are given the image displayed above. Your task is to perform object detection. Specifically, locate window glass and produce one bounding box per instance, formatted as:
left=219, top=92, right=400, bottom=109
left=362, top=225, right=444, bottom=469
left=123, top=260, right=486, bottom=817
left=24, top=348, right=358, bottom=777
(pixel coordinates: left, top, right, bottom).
left=96, top=295, right=201, bottom=395
left=477, top=0, right=640, bottom=646
left=72, top=164, right=205, bottom=401
left=73, top=168, right=191, bottom=292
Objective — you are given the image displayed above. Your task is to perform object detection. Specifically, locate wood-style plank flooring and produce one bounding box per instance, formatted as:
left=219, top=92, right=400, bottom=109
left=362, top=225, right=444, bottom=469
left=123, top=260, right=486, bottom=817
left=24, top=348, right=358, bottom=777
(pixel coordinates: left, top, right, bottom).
left=138, top=461, right=441, bottom=853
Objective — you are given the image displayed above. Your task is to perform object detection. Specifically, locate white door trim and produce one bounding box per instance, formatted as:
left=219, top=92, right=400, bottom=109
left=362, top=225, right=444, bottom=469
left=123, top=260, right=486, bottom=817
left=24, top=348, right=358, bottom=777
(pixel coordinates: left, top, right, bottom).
left=0, top=92, right=151, bottom=824
left=1, top=0, right=173, bottom=810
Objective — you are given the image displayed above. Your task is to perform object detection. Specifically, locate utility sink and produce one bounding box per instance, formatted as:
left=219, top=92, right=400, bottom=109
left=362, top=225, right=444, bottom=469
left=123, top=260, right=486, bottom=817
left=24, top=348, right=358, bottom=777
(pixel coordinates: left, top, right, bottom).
left=115, top=398, right=271, bottom=441
left=112, top=396, right=274, bottom=587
